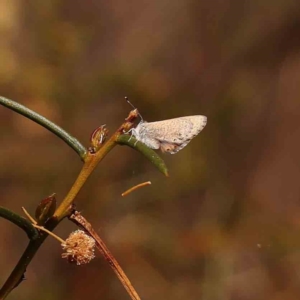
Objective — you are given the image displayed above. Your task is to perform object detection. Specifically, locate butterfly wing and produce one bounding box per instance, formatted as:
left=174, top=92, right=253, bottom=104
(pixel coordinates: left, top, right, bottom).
left=143, top=116, right=207, bottom=154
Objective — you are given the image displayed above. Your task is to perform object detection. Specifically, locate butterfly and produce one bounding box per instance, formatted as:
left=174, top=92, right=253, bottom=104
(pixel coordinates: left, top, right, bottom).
left=129, top=115, right=207, bottom=154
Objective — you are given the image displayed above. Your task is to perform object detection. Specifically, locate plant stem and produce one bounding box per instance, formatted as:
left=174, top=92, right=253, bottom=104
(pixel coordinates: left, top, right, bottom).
left=0, top=96, right=87, bottom=160
left=53, top=133, right=118, bottom=221
left=0, top=138, right=115, bottom=298
left=53, top=108, right=139, bottom=221
left=0, top=110, right=138, bottom=299
left=0, top=206, right=38, bottom=240
left=0, top=230, right=50, bottom=299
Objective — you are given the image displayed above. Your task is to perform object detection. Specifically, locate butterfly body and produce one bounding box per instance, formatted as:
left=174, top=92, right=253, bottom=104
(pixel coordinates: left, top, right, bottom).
left=130, top=115, right=207, bottom=154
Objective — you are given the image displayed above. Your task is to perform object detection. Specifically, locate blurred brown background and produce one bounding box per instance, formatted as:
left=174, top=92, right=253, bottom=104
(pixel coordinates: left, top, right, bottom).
left=1, top=1, right=300, bottom=299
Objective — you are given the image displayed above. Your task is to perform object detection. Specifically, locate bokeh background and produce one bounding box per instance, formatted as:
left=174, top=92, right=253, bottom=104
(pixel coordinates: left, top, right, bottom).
left=1, top=1, right=300, bottom=299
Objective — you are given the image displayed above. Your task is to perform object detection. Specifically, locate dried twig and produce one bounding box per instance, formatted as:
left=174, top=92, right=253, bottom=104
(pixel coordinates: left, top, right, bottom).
left=69, top=211, right=141, bottom=300
left=22, top=207, right=65, bottom=243
left=22, top=207, right=37, bottom=225
left=32, top=224, right=65, bottom=244
left=122, top=181, right=151, bottom=197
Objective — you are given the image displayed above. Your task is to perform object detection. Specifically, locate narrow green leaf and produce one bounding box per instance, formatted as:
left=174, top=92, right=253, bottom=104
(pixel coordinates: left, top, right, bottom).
left=116, top=134, right=169, bottom=176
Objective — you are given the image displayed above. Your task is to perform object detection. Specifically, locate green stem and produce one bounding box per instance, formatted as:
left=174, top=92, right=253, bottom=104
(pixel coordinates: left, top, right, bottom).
left=0, top=96, right=87, bottom=160
left=0, top=207, right=38, bottom=240
left=0, top=237, right=44, bottom=299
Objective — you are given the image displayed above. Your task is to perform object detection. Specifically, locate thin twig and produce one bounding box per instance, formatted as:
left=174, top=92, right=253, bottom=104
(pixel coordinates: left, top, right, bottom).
left=122, top=181, right=151, bottom=197
left=69, top=211, right=141, bottom=300
left=21, top=207, right=37, bottom=225
left=22, top=207, right=65, bottom=243
left=32, top=224, right=65, bottom=244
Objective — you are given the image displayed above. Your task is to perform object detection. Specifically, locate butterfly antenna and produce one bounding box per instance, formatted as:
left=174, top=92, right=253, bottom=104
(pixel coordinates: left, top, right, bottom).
left=125, top=96, right=144, bottom=122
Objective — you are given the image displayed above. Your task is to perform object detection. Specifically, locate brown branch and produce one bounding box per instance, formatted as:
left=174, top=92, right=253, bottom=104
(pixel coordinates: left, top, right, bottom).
left=69, top=211, right=141, bottom=300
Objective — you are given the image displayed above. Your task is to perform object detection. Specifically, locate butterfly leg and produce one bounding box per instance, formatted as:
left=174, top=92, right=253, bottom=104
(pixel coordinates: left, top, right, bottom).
left=128, top=133, right=133, bottom=142
left=123, top=128, right=133, bottom=135
left=123, top=128, right=134, bottom=142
